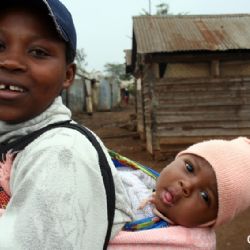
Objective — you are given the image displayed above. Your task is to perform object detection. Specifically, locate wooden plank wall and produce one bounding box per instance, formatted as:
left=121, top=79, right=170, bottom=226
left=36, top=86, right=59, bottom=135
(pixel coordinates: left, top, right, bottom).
left=152, top=77, right=250, bottom=157
left=140, top=65, right=159, bottom=154
left=136, top=86, right=145, bottom=140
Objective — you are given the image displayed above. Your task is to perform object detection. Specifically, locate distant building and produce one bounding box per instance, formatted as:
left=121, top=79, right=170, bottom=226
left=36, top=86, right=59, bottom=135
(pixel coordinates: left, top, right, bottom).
left=127, top=14, right=250, bottom=159
left=62, top=72, right=121, bottom=113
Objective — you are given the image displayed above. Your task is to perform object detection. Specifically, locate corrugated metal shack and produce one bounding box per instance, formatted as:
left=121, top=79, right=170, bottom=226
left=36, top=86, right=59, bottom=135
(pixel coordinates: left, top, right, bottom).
left=98, top=78, right=121, bottom=111
left=62, top=75, right=93, bottom=113
left=62, top=75, right=86, bottom=113
left=127, top=14, right=250, bottom=159
left=62, top=75, right=121, bottom=114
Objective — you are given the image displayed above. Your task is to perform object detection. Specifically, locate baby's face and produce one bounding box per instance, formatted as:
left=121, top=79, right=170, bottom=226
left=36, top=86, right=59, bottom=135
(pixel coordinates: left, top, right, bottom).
left=0, top=7, right=75, bottom=123
left=154, top=154, right=218, bottom=227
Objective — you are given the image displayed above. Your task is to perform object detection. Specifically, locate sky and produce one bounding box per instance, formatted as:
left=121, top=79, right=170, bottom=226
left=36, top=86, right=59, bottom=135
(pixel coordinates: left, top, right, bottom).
left=61, top=0, right=250, bottom=72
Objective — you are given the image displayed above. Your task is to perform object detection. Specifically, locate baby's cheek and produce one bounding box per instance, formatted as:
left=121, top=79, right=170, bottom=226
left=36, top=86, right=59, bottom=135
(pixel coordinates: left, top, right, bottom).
left=152, top=194, right=164, bottom=211
left=150, top=197, right=156, bottom=206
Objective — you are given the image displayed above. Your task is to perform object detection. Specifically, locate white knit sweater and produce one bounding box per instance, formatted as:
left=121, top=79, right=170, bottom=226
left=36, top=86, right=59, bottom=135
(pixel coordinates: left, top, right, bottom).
left=0, top=97, right=133, bottom=250
left=118, top=167, right=156, bottom=220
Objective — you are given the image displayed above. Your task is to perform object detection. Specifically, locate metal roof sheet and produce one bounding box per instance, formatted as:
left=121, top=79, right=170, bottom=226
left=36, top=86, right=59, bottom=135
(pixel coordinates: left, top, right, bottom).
left=133, top=14, right=250, bottom=54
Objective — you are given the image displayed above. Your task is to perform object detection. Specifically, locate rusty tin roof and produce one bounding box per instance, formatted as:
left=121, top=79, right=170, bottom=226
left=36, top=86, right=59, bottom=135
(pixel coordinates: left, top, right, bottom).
left=133, top=14, right=250, bottom=54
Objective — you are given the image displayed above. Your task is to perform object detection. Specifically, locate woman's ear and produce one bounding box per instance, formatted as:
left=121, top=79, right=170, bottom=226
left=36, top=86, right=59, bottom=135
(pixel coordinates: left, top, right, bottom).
left=62, top=63, right=76, bottom=89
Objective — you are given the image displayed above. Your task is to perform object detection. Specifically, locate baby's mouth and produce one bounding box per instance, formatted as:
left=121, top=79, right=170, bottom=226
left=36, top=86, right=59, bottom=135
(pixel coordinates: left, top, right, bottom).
left=0, top=84, right=25, bottom=93
left=161, top=190, right=174, bottom=206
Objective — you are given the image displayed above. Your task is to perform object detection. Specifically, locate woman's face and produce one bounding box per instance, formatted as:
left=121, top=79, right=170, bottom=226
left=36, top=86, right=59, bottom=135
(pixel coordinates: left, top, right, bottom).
left=154, top=154, right=218, bottom=227
left=0, top=7, right=75, bottom=123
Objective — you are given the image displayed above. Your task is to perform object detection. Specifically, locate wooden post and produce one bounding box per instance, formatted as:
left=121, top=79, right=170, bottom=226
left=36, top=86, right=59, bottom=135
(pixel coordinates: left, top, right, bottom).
left=211, top=60, right=220, bottom=77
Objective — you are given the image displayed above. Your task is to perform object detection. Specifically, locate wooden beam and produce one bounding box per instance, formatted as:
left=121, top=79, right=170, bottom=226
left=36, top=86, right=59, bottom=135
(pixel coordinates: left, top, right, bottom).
left=144, top=51, right=250, bottom=63
left=211, top=60, right=220, bottom=77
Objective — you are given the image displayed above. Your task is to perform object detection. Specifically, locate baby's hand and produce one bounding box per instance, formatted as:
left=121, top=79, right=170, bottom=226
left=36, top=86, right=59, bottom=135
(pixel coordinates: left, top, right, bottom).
left=138, top=191, right=156, bottom=210
left=0, top=151, right=15, bottom=196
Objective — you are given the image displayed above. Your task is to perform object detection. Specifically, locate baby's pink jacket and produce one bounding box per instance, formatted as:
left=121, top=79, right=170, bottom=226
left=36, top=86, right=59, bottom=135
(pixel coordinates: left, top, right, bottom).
left=109, top=226, right=215, bottom=250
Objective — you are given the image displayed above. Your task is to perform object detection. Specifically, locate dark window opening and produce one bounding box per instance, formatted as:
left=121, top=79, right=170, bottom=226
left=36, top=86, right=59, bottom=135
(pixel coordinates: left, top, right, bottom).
left=159, top=63, right=167, bottom=78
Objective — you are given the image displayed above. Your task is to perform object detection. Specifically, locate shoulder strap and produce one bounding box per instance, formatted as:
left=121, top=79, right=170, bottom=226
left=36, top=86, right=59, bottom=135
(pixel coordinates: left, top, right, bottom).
left=0, top=121, right=115, bottom=250
left=0, top=120, right=72, bottom=155
left=58, top=123, right=115, bottom=250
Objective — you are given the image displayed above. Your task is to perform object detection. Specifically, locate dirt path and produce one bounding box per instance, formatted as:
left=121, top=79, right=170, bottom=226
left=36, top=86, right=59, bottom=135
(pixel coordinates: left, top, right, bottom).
left=73, top=106, right=250, bottom=250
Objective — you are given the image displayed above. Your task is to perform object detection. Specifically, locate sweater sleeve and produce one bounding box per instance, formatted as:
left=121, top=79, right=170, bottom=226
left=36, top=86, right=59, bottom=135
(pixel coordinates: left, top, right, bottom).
left=0, top=127, right=131, bottom=250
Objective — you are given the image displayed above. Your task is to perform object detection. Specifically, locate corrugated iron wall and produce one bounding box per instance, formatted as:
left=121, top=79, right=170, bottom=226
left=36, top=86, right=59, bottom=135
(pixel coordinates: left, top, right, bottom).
left=62, top=78, right=85, bottom=113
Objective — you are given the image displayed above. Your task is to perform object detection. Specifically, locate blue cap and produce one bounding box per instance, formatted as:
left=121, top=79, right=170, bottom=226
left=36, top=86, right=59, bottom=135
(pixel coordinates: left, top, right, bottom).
left=42, top=0, right=77, bottom=53
left=2, top=0, right=77, bottom=55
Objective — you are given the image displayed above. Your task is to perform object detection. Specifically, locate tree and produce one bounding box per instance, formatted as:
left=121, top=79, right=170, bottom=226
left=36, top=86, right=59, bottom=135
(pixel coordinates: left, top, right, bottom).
left=104, top=63, right=132, bottom=81
left=140, top=8, right=151, bottom=16
left=75, top=48, right=87, bottom=76
left=140, top=1, right=170, bottom=15
left=155, top=2, right=188, bottom=16
left=156, top=3, right=170, bottom=16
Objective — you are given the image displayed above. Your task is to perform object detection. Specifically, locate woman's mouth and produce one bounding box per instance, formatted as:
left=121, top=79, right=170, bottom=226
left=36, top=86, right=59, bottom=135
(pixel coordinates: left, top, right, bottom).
left=0, top=84, right=25, bottom=92
left=0, top=82, right=27, bottom=100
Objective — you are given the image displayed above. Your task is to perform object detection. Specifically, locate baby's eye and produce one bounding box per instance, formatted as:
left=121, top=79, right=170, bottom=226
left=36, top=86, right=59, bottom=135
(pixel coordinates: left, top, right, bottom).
left=185, top=162, right=194, bottom=173
left=200, top=191, right=209, bottom=204
left=29, top=48, right=49, bottom=58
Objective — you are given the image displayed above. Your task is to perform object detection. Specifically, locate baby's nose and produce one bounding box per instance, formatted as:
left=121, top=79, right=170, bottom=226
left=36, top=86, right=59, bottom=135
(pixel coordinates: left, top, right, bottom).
left=179, top=180, right=192, bottom=197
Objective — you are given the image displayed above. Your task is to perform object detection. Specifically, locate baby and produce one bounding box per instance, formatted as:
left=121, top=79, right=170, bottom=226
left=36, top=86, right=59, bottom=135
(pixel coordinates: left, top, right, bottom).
left=118, top=136, right=250, bottom=230
left=142, top=151, right=218, bottom=228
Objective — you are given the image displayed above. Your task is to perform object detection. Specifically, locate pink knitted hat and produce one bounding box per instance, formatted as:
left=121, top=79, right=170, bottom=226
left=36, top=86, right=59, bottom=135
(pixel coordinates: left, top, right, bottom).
left=177, top=137, right=250, bottom=228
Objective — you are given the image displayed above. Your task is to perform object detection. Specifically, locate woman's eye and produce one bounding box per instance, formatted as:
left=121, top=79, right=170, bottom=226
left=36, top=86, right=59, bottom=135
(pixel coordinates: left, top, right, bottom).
left=30, top=48, right=49, bottom=58
left=185, top=162, right=194, bottom=173
left=200, top=191, right=209, bottom=204
left=0, top=42, right=5, bottom=52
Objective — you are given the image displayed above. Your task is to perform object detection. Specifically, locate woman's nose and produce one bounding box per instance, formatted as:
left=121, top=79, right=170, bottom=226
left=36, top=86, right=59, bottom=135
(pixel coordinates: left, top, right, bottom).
left=0, top=51, right=27, bottom=72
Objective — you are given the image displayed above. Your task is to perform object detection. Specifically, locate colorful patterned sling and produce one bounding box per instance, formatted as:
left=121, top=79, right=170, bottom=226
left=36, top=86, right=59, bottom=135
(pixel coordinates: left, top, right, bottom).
left=109, top=150, right=169, bottom=231
left=0, top=187, right=9, bottom=209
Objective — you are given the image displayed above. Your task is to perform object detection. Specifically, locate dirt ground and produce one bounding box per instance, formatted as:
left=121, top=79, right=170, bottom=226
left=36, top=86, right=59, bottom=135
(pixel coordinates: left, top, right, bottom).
left=73, top=105, right=250, bottom=250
